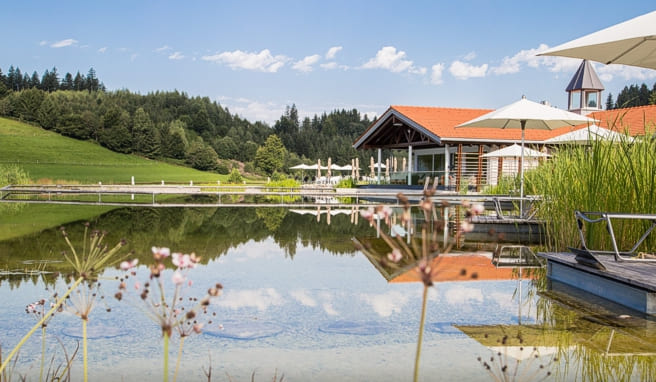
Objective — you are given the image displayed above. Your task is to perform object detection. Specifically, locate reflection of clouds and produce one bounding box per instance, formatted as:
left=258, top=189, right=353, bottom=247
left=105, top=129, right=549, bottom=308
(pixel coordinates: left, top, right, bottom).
left=445, top=286, right=484, bottom=305
left=231, top=240, right=278, bottom=262
left=490, top=291, right=515, bottom=310
left=360, top=291, right=409, bottom=317
left=322, top=302, right=338, bottom=316
left=318, top=291, right=339, bottom=316
left=217, top=288, right=284, bottom=311
left=290, top=289, right=317, bottom=307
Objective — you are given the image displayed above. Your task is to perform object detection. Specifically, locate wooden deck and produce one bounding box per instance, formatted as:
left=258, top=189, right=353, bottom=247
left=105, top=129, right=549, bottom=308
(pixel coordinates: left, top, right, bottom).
left=539, top=251, right=656, bottom=314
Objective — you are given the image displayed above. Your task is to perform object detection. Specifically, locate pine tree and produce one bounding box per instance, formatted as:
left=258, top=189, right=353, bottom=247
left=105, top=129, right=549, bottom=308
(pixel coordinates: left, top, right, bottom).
left=61, top=72, right=74, bottom=90
left=605, top=93, right=614, bottom=110
left=86, top=67, right=99, bottom=92
left=73, top=71, right=86, bottom=91
left=30, top=71, right=40, bottom=89
left=132, top=107, right=160, bottom=158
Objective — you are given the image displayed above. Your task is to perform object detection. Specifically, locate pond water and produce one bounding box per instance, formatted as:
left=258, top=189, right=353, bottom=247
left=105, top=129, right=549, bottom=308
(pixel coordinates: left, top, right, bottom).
left=1, top=205, right=656, bottom=381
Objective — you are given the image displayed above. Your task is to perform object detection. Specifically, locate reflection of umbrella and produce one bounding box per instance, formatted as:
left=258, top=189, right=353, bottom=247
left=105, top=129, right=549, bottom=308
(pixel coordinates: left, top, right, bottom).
left=457, top=96, right=595, bottom=216
left=538, top=10, right=656, bottom=70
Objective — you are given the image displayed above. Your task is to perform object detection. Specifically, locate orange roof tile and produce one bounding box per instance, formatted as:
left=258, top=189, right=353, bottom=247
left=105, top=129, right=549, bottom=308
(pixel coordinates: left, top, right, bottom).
left=390, top=105, right=599, bottom=142
left=390, top=254, right=517, bottom=283
left=588, top=105, right=656, bottom=136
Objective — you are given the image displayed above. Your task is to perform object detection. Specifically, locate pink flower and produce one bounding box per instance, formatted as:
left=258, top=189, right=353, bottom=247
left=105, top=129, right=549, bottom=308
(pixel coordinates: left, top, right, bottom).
left=470, top=203, right=485, bottom=215
left=172, top=253, right=196, bottom=269
left=151, top=247, right=171, bottom=258
left=193, top=323, right=204, bottom=334
left=360, top=207, right=375, bottom=220
left=172, top=270, right=185, bottom=285
left=134, top=281, right=141, bottom=290
left=387, top=248, right=402, bottom=263
left=120, top=259, right=139, bottom=270
left=460, top=221, right=474, bottom=233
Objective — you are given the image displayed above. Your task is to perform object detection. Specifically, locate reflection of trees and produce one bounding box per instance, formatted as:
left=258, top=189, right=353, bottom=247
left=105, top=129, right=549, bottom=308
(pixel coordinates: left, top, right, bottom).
left=0, top=206, right=374, bottom=286
left=534, top=287, right=656, bottom=381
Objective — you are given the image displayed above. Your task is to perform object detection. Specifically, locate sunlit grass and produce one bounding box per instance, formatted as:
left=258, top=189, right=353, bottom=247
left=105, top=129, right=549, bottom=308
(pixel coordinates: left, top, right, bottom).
left=527, top=129, right=656, bottom=252
left=0, top=117, right=225, bottom=184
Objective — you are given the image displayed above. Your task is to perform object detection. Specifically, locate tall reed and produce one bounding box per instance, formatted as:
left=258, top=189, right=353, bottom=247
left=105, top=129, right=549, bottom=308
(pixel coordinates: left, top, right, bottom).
left=526, top=123, right=656, bottom=252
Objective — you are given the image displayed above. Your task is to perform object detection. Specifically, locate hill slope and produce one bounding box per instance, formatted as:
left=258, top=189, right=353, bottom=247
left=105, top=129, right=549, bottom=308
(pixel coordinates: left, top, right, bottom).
left=0, top=117, right=223, bottom=184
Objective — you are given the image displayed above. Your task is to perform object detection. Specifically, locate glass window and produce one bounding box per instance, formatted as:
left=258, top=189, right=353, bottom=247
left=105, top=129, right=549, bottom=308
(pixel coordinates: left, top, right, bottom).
left=586, top=92, right=597, bottom=108
left=417, top=155, right=433, bottom=171
left=570, top=91, right=581, bottom=109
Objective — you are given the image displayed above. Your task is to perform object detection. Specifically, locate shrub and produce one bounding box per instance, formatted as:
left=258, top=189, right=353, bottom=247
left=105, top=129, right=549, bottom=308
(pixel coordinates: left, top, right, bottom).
left=0, top=164, right=30, bottom=186
left=227, top=168, right=243, bottom=184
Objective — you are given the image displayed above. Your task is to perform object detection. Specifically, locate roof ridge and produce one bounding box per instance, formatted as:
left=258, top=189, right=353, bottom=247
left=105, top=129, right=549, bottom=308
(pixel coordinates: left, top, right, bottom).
left=391, top=105, right=493, bottom=112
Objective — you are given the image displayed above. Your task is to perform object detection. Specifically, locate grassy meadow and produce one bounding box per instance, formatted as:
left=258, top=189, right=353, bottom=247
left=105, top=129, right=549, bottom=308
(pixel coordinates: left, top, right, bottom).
left=0, top=117, right=226, bottom=184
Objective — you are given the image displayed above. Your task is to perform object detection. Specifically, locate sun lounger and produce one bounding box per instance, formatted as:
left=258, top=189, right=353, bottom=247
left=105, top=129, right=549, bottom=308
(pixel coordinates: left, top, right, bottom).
left=573, top=211, right=656, bottom=268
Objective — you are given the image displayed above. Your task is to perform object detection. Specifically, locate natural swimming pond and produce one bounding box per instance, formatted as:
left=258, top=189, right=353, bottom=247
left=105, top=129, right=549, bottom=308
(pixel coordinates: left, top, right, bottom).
left=1, top=204, right=656, bottom=381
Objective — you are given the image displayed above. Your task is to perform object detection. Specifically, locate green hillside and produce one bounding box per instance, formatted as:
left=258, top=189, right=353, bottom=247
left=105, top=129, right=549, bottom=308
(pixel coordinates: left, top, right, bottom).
left=0, top=117, right=224, bottom=184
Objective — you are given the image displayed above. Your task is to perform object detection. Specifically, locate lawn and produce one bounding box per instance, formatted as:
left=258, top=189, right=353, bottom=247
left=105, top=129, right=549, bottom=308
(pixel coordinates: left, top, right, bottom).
left=0, top=117, right=226, bottom=184
left=0, top=203, right=115, bottom=241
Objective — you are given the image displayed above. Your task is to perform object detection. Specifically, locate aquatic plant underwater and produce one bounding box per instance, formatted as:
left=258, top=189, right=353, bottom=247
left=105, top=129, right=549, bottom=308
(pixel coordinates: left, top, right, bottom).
left=0, top=225, right=222, bottom=382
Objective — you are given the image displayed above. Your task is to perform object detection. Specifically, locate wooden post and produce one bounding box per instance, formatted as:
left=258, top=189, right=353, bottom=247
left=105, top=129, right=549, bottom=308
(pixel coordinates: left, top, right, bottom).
left=456, top=144, right=463, bottom=192
left=497, top=145, right=504, bottom=186
left=476, top=145, right=484, bottom=192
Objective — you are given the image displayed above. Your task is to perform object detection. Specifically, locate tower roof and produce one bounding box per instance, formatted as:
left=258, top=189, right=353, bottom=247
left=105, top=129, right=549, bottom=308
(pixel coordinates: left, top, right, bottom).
left=566, top=59, right=604, bottom=92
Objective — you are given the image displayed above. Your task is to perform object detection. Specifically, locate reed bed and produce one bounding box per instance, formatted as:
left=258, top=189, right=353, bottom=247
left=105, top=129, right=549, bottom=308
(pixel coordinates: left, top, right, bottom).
left=526, top=127, right=656, bottom=252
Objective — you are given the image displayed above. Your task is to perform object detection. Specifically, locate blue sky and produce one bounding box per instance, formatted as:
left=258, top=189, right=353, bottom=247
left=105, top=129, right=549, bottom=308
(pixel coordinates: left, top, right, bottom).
left=3, top=1, right=655, bottom=124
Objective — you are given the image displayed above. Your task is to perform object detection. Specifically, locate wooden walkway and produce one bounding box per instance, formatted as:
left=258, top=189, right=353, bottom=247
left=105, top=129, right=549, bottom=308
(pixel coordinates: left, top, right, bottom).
left=539, top=251, right=656, bottom=314
left=0, top=184, right=530, bottom=209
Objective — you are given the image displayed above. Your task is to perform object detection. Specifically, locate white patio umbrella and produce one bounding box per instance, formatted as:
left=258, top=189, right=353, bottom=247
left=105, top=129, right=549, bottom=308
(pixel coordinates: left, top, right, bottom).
left=289, top=164, right=311, bottom=170
left=457, top=96, right=596, bottom=216
left=545, top=124, right=628, bottom=143
left=538, top=10, right=656, bottom=70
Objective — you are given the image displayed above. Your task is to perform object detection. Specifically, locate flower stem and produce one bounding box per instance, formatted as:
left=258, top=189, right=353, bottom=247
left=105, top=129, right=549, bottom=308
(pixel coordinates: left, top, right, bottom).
left=163, top=332, right=170, bottom=382
left=39, top=326, right=46, bottom=382
left=414, top=285, right=429, bottom=382
left=0, top=276, right=84, bottom=375
left=83, top=319, right=88, bottom=382
left=173, top=336, right=185, bottom=382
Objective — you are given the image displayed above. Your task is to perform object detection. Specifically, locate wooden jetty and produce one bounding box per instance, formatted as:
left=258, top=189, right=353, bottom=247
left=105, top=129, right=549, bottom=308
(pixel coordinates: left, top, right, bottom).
left=539, top=251, right=656, bottom=315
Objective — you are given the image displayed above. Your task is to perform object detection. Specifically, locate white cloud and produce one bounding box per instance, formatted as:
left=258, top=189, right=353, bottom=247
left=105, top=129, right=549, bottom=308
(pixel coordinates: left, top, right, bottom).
left=596, top=63, right=656, bottom=82
left=445, top=286, right=484, bottom=305
left=362, top=46, right=426, bottom=74
left=155, top=45, right=172, bottom=52
left=98, top=47, right=107, bottom=53
left=292, top=54, right=321, bottom=72
left=219, top=97, right=283, bottom=124
left=168, top=51, right=184, bottom=60
left=431, top=63, right=445, bottom=85
left=359, top=291, right=409, bottom=317
left=449, top=60, right=488, bottom=80
left=50, top=39, right=77, bottom=48
left=130, top=53, right=138, bottom=61
left=39, top=40, right=47, bottom=46
left=326, top=46, right=343, bottom=59
left=217, top=288, right=285, bottom=311
left=463, top=51, right=477, bottom=61
left=202, top=49, right=289, bottom=72
left=322, top=302, right=339, bottom=316
left=320, top=62, right=349, bottom=70
left=290, top=289, right=317, bottom=307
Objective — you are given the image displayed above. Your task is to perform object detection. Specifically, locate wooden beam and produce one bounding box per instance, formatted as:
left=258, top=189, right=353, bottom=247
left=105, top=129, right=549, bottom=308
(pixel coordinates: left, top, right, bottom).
left=476, top=145, right=484, bottom=192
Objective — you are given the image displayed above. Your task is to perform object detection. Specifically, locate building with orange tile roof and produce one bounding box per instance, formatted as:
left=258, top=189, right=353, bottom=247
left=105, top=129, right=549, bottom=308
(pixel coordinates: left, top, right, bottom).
left=353, top=60, right=656, bottom=190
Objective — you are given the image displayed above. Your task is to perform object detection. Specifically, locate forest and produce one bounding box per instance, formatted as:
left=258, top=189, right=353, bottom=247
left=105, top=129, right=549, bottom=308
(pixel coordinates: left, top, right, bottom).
left=0, top=65, right=376, bottom=176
